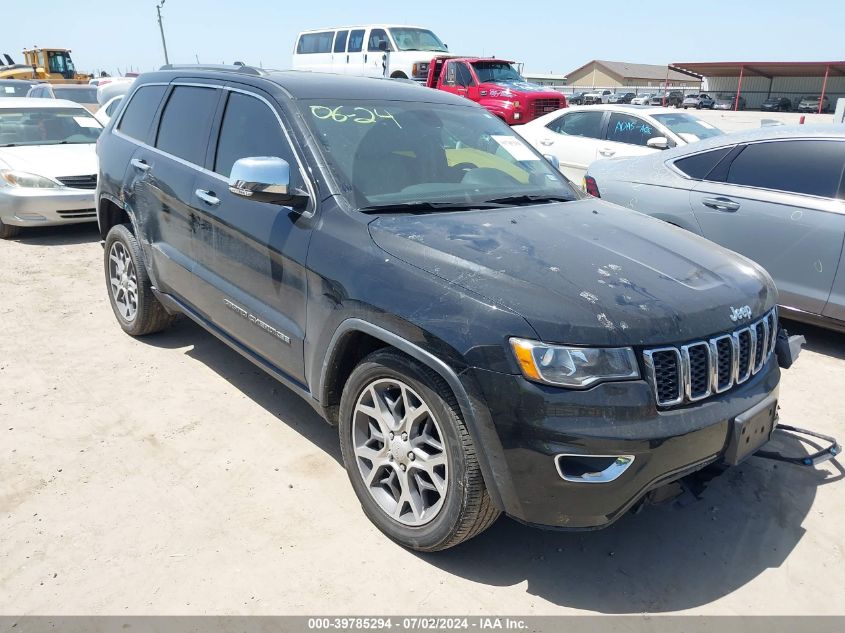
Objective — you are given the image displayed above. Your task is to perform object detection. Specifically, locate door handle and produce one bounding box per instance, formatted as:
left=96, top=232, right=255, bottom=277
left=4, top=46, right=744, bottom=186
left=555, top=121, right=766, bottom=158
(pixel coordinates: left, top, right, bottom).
left=130, top=158, right=150, bottom=172
left=539, top=138, right=555, bottom=146
left=195, top=189, right=220, bottom=206
left=702, top=197, right=740, bottom=212
left=598, top=148, right=616, bottom=157
left=364, top=53, right=368, bottom=63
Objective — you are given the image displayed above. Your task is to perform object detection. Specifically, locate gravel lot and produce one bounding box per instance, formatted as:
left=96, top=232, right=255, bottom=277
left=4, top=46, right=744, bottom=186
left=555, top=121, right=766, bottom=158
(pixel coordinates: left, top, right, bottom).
left=1, top=223, right=844, bottom=615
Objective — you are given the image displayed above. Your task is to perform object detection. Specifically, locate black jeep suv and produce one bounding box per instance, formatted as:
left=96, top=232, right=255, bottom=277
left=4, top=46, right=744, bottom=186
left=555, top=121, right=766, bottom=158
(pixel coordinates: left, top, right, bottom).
left=96, top=65, right=789, bottom=551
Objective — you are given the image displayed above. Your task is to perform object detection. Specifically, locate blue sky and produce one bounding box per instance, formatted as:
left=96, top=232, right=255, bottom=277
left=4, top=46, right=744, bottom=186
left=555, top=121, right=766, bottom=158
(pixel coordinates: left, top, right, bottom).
left=4, top=0, right=842, bottom=76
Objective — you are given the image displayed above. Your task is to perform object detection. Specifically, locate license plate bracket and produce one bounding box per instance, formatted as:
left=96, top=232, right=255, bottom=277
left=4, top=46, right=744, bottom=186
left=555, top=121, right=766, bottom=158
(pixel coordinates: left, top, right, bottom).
left=723, top=396, right=778, bottom=466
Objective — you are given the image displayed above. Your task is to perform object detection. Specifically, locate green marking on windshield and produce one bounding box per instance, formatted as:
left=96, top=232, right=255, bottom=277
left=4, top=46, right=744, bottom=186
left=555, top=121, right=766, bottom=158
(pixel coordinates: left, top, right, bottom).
left=309, top=105, right=402, bottom=129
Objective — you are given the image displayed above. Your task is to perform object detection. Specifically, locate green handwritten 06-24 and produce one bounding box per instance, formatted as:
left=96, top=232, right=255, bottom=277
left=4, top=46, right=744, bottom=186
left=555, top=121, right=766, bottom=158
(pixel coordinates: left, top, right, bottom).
left=309, top=105, right=402, bottom=129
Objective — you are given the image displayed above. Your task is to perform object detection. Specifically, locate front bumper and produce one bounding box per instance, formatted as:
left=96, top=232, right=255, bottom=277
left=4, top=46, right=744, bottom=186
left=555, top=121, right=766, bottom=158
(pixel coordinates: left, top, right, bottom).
left=466, top=357, right=781, bottom=529
left=0, top=187, right=96, bottom=226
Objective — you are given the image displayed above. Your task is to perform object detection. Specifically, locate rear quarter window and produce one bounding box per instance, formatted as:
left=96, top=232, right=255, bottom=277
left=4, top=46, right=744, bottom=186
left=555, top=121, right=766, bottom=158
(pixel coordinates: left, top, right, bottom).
left=117, top=85, right=167, bottom=142
left=673, top=146, right=733, bottom=179
left=297, top=32, right=334, bottom=54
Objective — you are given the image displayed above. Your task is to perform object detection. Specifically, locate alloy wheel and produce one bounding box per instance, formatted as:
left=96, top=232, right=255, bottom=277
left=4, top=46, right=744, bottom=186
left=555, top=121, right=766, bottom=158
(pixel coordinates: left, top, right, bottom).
left=351, top=378, right=448, bottom=526
left=108, top=241, right=138, bottom=322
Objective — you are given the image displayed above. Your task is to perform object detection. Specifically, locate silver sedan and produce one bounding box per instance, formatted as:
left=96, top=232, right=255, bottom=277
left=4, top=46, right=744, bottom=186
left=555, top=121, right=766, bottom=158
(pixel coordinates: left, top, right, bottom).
left=0, top=98, right=101, bottom=239
left=585, top=125, right=845, bottom=331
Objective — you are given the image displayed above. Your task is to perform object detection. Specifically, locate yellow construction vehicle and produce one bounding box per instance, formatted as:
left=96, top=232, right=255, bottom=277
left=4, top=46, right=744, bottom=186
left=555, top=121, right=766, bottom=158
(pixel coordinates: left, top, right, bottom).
left=0, top=48, right=91, bottom=83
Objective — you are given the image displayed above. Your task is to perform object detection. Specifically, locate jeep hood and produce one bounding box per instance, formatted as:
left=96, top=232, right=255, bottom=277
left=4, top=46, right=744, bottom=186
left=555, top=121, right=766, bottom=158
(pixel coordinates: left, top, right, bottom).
left=369, top=199, right=776, bottom=346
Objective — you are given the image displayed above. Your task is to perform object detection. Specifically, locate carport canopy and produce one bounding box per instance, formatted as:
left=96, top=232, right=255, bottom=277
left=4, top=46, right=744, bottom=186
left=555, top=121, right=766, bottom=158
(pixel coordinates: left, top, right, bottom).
left=669, top=61, right=845, bottom=113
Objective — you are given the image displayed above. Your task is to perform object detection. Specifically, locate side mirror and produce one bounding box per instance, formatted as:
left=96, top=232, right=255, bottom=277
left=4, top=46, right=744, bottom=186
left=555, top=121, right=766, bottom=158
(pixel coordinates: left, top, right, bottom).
left=378, top=41, right=388, bottom=52
left=543, top=154, right=560, bottom=170
left=228, top=156, right=310, bottom=210
left=646, top=137, right=670, bottom=150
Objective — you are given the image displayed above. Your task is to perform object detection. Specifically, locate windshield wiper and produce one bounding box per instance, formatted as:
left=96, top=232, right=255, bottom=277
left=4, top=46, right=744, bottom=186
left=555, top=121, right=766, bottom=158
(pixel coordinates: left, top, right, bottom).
left=480, top=194, right=574, bottom=206
left=358, top=201, right=508, bottom=214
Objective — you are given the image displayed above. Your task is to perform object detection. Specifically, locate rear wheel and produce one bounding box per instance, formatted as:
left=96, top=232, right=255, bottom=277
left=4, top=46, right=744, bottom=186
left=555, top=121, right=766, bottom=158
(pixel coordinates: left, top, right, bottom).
left=0, top=219, right=20, bottom=239
left=338, top=349, right=500, bottom=551
left=104, top=224, right=174, bottom=336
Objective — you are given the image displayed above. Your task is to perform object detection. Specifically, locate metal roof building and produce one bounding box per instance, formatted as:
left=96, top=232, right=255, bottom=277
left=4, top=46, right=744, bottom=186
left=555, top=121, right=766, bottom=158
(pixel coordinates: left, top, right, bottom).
left=670, top=61, right=845, bottom=111
left=564, top=60, right=701, bottom=89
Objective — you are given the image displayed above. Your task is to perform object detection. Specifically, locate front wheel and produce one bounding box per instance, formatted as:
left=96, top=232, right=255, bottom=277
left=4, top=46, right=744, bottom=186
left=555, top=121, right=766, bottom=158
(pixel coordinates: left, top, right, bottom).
left=0, top=218, right=20, bottom=239
left=104, top=224, right=174, bottom=336
left=338, top=349, right=500, bottom=551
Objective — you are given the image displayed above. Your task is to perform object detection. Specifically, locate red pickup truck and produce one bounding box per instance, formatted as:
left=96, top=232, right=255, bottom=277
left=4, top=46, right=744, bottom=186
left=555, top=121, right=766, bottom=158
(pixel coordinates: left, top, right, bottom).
left=425, top=56, right=566, bottom=124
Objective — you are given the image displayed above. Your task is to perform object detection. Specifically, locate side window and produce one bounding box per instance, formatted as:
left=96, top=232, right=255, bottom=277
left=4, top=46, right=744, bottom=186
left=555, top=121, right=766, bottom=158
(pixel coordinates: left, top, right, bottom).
left=368, top=29, right=391, bottom=52
left=606, top=113, right=659, bottom=147
left=673, top=147, right=733, bottom=180
left=155, top=86, right=219, bottom=165
left=334, top=30, right=349, bottom=53
left=455, top=63, right=474, bottom=87
left=445, top=62, right=457, bottom=86
left=117, top=84, right=167, bottom=142
left=348, top=29, right=365, bottom=53
left=726, top=140, right=845, bottom=198
left=213, top=92, right=298, bottom=182
left=296, top=32, right=333, bottom=54
left=547, top=111, right=604, bottom=139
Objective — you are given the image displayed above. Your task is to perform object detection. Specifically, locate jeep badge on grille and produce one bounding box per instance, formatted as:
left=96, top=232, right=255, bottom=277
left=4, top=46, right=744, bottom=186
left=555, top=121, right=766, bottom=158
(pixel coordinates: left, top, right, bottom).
left=729, top=305, right=753, bottom=322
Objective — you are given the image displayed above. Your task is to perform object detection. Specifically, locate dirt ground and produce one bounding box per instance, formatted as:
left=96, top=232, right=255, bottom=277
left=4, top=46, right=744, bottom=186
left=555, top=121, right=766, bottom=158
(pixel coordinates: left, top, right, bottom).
left=1, top=223, right=844, bottom=615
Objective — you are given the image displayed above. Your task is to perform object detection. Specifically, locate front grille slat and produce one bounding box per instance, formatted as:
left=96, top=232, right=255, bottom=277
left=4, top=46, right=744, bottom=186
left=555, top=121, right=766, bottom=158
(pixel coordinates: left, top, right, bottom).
left=57, top=175, right=97, bottom=190
left=645, top=308, right=777, bottom=407
left=531, top=98, right=564, bottom=119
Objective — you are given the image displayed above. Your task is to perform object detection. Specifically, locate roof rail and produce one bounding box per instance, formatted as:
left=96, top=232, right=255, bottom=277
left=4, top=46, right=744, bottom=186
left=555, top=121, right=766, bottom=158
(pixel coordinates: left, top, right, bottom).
left=157, top=64, right=266, bottom=76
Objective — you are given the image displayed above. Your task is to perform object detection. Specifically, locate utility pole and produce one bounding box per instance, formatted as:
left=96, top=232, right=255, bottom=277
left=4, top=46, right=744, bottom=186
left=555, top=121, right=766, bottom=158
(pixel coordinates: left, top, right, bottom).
left=156, top=0, right=170, bottom=65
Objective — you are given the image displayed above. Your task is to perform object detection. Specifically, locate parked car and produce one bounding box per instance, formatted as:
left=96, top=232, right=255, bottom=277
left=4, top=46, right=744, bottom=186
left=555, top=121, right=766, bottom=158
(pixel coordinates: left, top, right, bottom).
left=630, top=93, right=654, bottom=105
left=94, top=95, right=123, bottom=126
left=586, top=126, right=845, bottom=331
left=292, top=24, right=448, bottom=81
left=96, top=65, right=792, bottom=551
left=515, top=104, right=723, bottom=183
left=713, top=93, right=746, bottom=110
left=0, top=79, right=41, bottom=98
left=568, top=91, right=588, bottom=105
left=608, top=92, right=635, bottom=104
left=97, top=77, right=135, bottom=105
left=797, top=95, right=830, bottom=113
left=760, top=96, right=792, bottom=112
left=650, top=91, right=686, bottom=108
left=26, top=83, right=99, bottom=113
left=682, top=93, right=715, bottom=109
left=583, top=89, right=612, bottom=104
left=0, top=97, right=102, bottom=238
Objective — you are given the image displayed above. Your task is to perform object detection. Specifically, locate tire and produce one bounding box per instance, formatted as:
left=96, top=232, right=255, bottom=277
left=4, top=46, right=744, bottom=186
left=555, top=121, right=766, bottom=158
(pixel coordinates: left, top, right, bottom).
left=0, top=218, right=21, bottom=239
left=390, top=72, right=408, bottom=80
left=338, top=349, right=500, bottom=551
left=103, top=223, right=174, bottom=336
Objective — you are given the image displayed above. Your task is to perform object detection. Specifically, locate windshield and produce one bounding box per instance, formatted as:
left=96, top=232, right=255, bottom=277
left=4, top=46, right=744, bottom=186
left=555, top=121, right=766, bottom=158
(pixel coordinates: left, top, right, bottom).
left=388, top=28, right=447, bottom=52
left=651, top=113, right=722, bottom=141
left=471, top=62, right=524, bottom=84
left=302, top=99, right=576, bottom=209
left=0, top=107, right=102, bottom=146
left=53, top=87, right=98, bottom=103
left=0, top=82, right=34, bottom=98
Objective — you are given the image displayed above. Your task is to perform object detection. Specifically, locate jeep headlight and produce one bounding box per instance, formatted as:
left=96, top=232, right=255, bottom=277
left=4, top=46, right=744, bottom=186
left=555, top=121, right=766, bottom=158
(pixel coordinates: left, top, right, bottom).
left=0, top=169, right=64, bottom=189
left=509, top=338, right=640, bottom=388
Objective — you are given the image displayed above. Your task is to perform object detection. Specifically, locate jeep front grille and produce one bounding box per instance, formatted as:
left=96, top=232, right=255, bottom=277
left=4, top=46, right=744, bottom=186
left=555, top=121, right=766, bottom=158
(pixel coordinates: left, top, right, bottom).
left=643, top=308, right=778, bottom=407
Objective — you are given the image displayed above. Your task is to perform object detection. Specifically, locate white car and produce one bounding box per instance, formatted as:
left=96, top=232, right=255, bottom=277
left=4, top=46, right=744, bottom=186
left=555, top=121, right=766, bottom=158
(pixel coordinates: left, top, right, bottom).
left=630, top=93, right=654, bottom=105
left=0, top=98, right=101, bottom=238
left=515, top=105, right=723, bottom=184
left=94, top=95, right=123, bottom=126
left=292, top=24, right=448, bottom=81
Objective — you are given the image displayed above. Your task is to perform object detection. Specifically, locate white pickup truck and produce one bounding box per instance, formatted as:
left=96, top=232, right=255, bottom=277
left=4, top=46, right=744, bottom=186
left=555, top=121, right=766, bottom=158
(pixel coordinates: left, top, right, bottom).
left=583, top=89, right=612, bottom=105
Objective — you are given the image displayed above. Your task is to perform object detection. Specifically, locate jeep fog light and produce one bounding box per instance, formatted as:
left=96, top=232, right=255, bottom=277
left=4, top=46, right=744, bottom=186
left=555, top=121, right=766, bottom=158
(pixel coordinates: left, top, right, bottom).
left=510, top=338, right=639, bottom=388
